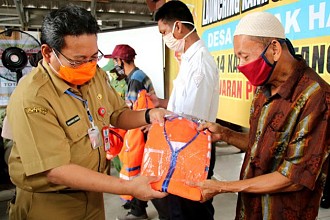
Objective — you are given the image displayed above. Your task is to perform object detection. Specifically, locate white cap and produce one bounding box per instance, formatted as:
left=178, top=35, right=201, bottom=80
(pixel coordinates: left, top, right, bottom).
left=234, top=12, right=285, bottom=39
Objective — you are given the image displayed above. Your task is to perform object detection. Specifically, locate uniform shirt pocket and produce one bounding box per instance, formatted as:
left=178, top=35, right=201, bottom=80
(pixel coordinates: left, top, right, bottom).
left=63, top=113, right=89, bottom=144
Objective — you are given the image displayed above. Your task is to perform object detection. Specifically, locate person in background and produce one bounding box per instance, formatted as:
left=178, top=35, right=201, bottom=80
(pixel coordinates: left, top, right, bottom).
left=195, top=11, right=330, bottom=219
left=106, top=44, right=168, bottom=220
left=6, top=5, right=168, bottom=220
left=102, top=58, right=127, bottom=100
left=105, top=44, right=155, bottom=107
left=150, top=1, right=220, bottom=219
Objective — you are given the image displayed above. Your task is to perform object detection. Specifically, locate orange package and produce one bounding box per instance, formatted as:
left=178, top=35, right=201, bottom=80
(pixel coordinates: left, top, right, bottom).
left=141, top=115, right=211, bottom=201
left=118, top=89, right=155, bottom=201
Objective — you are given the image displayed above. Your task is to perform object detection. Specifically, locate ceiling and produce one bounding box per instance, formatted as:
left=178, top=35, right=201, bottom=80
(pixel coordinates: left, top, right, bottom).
left=0, top=0, right=163, bottom=32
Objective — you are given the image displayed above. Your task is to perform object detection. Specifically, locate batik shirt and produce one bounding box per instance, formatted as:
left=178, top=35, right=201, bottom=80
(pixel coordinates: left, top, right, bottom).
left=236, top=58, right=330, bottom=220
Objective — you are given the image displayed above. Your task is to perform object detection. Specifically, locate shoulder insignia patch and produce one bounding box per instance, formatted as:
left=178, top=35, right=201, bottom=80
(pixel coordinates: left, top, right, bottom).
left=24, top=107, right=48, bottom=115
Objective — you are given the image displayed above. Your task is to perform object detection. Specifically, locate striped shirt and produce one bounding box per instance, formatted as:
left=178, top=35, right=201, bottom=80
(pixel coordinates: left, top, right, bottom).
left=125, top=67, right=155, bottom=105
left=237, top=58, right=330, bottom=220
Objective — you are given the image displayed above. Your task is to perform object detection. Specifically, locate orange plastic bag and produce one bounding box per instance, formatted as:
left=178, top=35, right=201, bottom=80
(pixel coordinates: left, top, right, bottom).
left=118, top=89, right=155, bottom=201
left=141, top=116, right=211, bottom=201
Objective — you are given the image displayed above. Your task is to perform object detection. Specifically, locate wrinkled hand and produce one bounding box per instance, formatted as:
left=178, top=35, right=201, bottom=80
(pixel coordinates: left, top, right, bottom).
left=129, top=176, right=168, bottom=201
left=188, top=179, right=223, bottom=203
left=197, top=122, right=226, bottom=142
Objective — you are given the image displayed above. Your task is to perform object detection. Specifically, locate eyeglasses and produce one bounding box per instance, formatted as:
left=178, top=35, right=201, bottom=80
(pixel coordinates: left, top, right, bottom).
left=53, top=48, right=104, bottom=68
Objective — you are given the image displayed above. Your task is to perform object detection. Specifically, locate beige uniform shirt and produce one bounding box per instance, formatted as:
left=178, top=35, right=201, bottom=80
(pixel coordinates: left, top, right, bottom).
left=7, top=61, right=128, bottom=192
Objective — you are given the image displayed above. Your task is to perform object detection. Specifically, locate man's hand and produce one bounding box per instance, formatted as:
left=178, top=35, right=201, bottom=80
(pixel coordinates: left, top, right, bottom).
left=188, top=172, right=303, bottom=203
left=188, top=179, right=224, bottom=203
left=148, top=108, right=171, bottom=125
left=128, top=176, right=168, bottom=201
left=197, top=122, right=226, bottom=142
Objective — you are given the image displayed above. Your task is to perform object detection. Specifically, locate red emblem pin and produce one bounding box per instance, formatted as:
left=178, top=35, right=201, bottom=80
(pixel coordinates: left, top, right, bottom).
left=98, top=107, right=106, bottom=117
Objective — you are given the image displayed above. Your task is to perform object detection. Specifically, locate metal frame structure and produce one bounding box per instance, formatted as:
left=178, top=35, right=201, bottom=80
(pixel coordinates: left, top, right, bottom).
left=0, top=0, right=156, bottom=31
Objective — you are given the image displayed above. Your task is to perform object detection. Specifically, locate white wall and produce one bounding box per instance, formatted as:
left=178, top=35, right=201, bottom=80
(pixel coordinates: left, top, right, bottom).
left=97, top=25, right=165, bottom=98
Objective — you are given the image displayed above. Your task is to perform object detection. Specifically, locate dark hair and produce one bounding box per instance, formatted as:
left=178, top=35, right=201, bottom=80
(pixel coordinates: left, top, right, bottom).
left=155, top=0, right=194, bottom=30
left=40, top=4, right=100, bottom=51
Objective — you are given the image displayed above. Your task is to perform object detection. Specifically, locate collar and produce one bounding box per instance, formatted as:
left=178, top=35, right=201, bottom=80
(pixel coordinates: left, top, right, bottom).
left=181, top=40, right=204, bottom=62
left=41, top=61, right=71, bottom=97
left=263, top=58, right=308, bottom=100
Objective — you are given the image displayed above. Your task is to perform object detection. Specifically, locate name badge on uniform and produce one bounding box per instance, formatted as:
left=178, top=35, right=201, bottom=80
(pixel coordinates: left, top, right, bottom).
left=66, top=115, right=80, bottom=126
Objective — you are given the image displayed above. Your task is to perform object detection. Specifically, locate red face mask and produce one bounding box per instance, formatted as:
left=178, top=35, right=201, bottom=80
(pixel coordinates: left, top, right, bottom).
left=237, top=44, right=276, bottom=86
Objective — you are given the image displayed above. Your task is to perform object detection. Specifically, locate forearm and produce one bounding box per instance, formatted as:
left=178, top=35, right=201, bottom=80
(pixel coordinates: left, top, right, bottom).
left=219, top=172, right=302, bottom=194
left=157, top=98, right=168, bottom=108
left=114, top=109, right=147, bottom=130
left=46, top=163, right=134, bottom=195
left=222, top=127, right=249, bottom=151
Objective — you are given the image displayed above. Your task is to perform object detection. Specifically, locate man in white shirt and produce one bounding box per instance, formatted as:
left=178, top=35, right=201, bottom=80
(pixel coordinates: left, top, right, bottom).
left=166, top=39, right=219, bottom=122
left=151, top=1, right=220, bottom=219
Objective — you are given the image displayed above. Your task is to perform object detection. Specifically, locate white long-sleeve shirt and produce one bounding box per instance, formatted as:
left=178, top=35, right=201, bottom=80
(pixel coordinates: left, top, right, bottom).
left=167, top=40, right=219, bottom=122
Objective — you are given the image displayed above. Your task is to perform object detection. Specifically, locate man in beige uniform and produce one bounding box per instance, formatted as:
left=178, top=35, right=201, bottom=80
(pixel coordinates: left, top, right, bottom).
left=7, top=5, right=167, bottom=220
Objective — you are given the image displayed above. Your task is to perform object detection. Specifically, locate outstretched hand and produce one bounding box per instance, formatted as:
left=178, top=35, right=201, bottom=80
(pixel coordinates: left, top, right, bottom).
left=129, top=176, right=168, bottom=201
left=188, top=179, right=224, bottom=203
left=197, top=122, right=224, bottom=142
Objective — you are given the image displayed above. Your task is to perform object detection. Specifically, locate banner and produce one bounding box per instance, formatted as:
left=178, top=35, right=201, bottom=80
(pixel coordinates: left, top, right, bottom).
left=174, top=0, right=330, bottom=127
